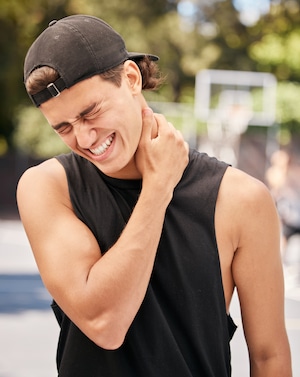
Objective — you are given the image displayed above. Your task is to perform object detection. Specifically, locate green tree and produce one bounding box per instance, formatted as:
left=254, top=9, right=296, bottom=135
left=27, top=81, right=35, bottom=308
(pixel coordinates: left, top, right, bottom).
left=248, top=1, right=300, bottom=81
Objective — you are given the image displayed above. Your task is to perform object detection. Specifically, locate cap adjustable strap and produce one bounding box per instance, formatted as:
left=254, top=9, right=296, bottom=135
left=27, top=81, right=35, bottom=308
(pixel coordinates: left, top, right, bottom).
left=30, top=77, right=67, bottom=107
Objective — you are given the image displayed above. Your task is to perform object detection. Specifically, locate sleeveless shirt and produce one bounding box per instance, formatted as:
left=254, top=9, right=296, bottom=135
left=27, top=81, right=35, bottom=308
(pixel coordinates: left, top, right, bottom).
left=53, top=149, right=236, bottom=377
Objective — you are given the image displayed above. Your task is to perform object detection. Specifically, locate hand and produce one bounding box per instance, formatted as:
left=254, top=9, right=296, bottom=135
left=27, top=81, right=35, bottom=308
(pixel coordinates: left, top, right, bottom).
left=136, top=107, right=189, bottom=193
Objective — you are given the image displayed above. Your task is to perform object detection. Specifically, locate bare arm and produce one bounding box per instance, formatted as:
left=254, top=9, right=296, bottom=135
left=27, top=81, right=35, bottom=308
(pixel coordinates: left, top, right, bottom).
left=17, top=108, right=189, bottom=350
left=220, top=167, right=292, bottom=376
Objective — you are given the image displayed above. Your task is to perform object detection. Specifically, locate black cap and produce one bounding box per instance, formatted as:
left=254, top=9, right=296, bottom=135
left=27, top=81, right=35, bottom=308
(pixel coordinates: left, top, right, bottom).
left=24, top=15, right=159, bottom=106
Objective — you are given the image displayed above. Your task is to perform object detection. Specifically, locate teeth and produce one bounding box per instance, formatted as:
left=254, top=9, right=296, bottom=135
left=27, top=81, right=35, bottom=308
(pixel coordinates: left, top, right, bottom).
left=90, top=135, right=114, bottom=156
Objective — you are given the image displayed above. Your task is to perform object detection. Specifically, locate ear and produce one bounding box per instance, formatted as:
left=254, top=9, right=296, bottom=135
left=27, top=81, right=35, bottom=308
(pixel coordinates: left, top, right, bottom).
left=123, top=60, right=142, bottom=95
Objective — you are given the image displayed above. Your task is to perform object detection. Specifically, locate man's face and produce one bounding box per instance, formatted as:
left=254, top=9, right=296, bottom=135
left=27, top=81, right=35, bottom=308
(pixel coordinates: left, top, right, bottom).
left=40, top=62, right=145, bottom=179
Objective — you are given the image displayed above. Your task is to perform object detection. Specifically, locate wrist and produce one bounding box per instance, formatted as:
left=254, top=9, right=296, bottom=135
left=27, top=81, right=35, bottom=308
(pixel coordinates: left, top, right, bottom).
left=140, top=178, right=174, bottom=207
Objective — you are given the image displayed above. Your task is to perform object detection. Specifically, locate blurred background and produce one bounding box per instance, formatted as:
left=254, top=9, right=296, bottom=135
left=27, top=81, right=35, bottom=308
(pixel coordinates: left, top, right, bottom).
left=0, top=0, right=300, bottom=376
left=1, top=0, right=300, bottom=215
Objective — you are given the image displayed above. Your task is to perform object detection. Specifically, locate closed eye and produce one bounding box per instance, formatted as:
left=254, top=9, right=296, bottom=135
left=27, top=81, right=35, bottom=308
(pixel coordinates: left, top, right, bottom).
left=51, top=102, right=101, bottom=133
left=83, top=107, right=101, bottom=121
left=53, top=122, right=73, bottom=135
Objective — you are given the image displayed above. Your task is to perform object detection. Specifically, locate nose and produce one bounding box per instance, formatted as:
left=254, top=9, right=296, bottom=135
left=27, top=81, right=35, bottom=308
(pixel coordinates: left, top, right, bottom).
left=74, top=123, right=97, bottom=149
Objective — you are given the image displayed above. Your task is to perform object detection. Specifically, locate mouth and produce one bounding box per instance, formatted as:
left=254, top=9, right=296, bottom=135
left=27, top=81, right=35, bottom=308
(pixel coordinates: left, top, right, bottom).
left=89, top=133, right=115, bottom=156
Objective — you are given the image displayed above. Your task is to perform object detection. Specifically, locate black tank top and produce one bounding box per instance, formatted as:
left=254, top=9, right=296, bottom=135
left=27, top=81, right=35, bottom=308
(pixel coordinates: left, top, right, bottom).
left=53, top=149, right=236, bottom=377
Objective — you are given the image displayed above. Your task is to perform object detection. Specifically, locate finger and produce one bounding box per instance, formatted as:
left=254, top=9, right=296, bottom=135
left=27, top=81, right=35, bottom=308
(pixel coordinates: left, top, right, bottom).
left=176, top=129, right=184, bottom=137
left=141, top=107, right=155, bottom=142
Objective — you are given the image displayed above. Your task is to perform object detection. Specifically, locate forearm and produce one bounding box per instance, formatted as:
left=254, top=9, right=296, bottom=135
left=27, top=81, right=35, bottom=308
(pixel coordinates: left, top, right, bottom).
left=74, top=111, right=188, bottom=347
left=74, top=183, right=173, bottom=348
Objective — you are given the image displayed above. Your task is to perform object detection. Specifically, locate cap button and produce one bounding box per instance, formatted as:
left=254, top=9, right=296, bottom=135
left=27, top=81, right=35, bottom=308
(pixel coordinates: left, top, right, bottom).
left=48, top=20, right=57, bottom=27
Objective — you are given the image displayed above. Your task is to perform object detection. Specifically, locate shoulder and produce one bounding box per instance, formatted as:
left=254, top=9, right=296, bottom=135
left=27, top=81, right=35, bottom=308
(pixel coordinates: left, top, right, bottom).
left=17, top=157, right=69, bottom=210
left=18, top=157, right=65, bottom=189
left=182, top=150, right=229, bottom=188
left=220, top=166, right=274, bottom=208
left=188, top=149, right=228, bottom=170
left=217, top=166, right=279, bottom=248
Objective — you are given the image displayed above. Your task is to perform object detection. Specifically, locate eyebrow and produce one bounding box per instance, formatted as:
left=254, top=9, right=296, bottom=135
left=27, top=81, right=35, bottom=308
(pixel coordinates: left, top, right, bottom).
left=52, top=103, right=98, bottom=131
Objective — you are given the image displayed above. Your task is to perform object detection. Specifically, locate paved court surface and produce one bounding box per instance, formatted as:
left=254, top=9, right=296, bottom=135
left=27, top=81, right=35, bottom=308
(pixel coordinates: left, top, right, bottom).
left=0, top=219, right=299, bottom=376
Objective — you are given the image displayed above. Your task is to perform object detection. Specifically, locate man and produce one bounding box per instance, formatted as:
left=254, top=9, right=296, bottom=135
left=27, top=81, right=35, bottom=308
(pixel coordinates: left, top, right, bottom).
left=17, top=15, right=292, bottom=376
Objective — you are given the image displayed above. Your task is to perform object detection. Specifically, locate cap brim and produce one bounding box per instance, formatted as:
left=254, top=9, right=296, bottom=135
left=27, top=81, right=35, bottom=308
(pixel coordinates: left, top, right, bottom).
left=128, top=52, right=159, bottom=61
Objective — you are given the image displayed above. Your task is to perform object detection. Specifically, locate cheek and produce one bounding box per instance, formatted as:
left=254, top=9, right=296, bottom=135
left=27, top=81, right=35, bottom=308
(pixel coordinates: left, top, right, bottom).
left=120, top=109, right=142, bottom=144
left=58, top=133, right=76, bottom=150
left=129, top=119, right=142, bottom=151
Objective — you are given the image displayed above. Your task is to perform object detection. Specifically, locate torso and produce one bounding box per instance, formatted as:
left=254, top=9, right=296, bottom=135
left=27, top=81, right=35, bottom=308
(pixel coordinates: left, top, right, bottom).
left=40, top=155, right=238, bottom=313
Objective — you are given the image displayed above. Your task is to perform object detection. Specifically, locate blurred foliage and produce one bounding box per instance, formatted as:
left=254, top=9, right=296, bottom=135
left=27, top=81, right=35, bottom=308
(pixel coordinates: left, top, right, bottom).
left=276, top=81, right=300, bottom=135
left=248, top=1, right=300, bottom=81
left=13, top=106, right=69, bottom=158
left=1, top=0, right=300, bottom=158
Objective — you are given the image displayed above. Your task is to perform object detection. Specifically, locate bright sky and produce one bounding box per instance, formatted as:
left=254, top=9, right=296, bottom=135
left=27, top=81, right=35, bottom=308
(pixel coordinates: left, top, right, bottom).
left=233, top=0, right=270, bottom=12
left=177, top=0, right=271, bottom=26
left=233, top=0, right=270, bottom=25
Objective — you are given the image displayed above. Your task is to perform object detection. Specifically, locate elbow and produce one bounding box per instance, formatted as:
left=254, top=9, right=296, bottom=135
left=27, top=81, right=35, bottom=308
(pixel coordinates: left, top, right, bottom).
left=86, top=316, right=128, bottom=350
left=95, top=333, right=126, bottom=351
left=70, top=298, right=135, bottom=350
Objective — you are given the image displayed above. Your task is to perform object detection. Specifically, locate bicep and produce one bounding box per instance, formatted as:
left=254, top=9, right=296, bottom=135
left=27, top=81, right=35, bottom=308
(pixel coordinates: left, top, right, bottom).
left=17, top=163, right=101, bottom=310
left=231, top=175, right=287, bottom=357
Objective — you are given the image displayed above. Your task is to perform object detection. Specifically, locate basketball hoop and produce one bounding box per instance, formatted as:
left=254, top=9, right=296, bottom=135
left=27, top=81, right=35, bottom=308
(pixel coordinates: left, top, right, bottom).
left=194, top=69, right=277, bottom=166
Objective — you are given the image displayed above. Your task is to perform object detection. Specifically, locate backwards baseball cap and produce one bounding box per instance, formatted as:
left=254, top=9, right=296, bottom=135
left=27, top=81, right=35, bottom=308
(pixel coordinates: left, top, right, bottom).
left=24, top=15, right=159, bottom=107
